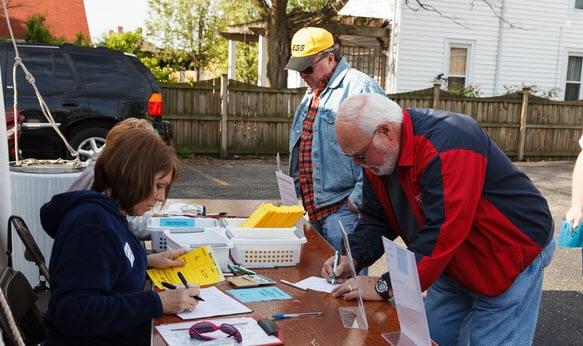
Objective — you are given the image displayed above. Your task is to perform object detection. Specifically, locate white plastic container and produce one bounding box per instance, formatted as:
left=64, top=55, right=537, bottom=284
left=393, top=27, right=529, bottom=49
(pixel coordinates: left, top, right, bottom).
left=163, top=228, right=233, bottom=271
left=148, top=217, right=219, bottom=251
left=226, top=227, right=307, bottom=268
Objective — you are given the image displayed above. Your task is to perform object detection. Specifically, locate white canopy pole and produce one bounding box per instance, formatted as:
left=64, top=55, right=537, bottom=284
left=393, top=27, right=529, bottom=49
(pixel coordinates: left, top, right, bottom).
left=0, top=63, right=12, bottom=267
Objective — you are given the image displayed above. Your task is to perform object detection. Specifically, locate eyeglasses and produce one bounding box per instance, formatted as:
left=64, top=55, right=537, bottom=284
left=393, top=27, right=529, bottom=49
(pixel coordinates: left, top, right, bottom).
left=188, top=321, right=242, bottom=343
left=300, top=53, right=329, bottom=75
left=347, top=129, right=378, bottom=162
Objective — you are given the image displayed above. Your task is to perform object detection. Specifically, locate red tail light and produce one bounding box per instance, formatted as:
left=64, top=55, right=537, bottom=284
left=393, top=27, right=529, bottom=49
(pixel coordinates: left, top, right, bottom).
left=148, top=92, right=163, bottom=118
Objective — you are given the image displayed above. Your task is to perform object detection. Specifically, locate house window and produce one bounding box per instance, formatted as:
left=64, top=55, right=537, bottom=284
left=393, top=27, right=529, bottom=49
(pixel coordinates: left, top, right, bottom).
left=576, top=0, right=583, bottom=9
left=566, top=56, right=582, bottom=101
left=448, top=47, right=468, bottom=89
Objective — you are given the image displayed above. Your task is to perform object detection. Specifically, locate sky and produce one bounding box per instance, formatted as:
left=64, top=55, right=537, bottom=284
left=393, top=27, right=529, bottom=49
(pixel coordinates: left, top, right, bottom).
left=83, top=0, right=148, bottom=42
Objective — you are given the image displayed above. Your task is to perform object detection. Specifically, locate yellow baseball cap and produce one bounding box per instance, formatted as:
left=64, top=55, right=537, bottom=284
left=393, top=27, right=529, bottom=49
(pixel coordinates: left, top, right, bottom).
left=285, top=27, right=334, bottom=72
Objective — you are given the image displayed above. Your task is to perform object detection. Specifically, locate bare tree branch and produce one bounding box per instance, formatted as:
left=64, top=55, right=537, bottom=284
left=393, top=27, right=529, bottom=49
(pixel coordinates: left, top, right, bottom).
left=404, top=0, right=470, bottom=29
left=250, top=0, right=270, bottom=19
left=404, top=0, right=527, bottom=30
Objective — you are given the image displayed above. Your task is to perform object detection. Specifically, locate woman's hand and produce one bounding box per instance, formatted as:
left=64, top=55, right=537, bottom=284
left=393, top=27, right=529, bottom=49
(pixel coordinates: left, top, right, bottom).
left=158, top=286, right=200, bottom=314
left=148, top=248, right=188, bottom=268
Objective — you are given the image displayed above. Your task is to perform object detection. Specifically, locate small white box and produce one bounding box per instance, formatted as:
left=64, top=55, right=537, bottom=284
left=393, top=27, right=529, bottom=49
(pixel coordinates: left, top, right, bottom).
left=226, top=227, right=307, bottom=268
left=148, top=217, right=219, bottom=251
left=164, top=228, right=233, bottom=271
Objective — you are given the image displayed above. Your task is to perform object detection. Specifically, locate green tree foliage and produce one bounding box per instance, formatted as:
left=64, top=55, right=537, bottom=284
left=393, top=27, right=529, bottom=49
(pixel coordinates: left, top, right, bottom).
left=24, top=13, right=65, bottom=44
left=73, top=32, right=91, bottom=46
left=215, top=0, right=261, bottom=83
left=146, top=0, right=221, bottom=81
left=99, top=30, right=144, bottom=55
left=98, top=29, right=177, bottom=83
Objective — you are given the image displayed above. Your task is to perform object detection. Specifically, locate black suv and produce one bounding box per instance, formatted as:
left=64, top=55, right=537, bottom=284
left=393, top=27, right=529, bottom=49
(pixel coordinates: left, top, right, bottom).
left=1, top=43, right=172, bottom=161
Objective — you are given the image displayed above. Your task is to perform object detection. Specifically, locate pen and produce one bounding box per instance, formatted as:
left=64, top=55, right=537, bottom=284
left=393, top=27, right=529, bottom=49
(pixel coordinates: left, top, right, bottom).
left=233, top=264, right=256, bottom=275
left=161, top=281, right=177, bottom=290
left=176, top=271, right=205, bottom=301
left=227, top=264, right=238, bottom=276
left=279, top=279, right=307, bottom=291
left=331, top=250, right=339, bottom=285
left=272, top=312, right=323, bottom=320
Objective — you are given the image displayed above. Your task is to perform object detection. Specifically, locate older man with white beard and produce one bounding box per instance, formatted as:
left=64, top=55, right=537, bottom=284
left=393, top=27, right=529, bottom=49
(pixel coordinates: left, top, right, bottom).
left=321, top=93, right=555, bottom=345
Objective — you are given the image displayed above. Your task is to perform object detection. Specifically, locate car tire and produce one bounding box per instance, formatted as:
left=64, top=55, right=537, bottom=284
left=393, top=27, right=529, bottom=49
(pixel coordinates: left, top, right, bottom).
left=68, top=126, right=109, bottom=162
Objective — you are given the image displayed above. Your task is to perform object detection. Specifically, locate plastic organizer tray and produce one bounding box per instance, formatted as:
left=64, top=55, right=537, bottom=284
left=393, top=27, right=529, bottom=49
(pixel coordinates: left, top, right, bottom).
left=226, top=227, right=307, bottom=268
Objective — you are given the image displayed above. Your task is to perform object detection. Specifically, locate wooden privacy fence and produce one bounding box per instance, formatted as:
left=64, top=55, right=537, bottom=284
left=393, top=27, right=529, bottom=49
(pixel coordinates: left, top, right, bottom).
left=391, top=84, right=583, bottom=159
left=163, top=79, right=583, bottom=159
left=163, top=76, right=305, bottom=157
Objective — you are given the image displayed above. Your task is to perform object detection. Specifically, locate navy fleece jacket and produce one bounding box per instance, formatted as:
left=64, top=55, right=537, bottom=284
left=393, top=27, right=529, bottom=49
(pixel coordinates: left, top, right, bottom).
left=41, top=190, right=163, bottom=345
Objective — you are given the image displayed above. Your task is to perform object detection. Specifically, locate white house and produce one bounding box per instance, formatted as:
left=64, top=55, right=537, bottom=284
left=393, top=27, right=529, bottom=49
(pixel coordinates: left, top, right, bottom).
left=385, top=0, right=583, bottom=100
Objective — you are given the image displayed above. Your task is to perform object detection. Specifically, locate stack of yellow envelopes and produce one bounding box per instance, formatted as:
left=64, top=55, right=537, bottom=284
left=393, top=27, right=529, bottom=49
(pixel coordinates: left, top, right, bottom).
left=241, top=203, right=305, bottom=228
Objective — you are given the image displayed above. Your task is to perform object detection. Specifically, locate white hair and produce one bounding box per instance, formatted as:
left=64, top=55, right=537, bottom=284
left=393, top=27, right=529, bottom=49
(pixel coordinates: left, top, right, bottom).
left=336, top=93, right=403, bottom=135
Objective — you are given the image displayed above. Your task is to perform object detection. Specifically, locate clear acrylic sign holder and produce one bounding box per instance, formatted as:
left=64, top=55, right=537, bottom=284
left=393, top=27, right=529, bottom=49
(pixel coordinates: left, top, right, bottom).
left=337, top=221, right=369, bottom=329
left=381, top=237, right=436, bottom=346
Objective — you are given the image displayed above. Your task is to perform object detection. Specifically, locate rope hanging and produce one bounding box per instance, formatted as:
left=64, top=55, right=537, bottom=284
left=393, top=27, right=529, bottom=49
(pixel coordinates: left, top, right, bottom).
left=2, top=0, right=80, bottom=164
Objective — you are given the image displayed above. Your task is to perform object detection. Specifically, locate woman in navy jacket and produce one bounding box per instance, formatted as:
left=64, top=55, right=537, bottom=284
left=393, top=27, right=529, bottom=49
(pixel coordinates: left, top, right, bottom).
left=41, top=128, right=199, bottom=345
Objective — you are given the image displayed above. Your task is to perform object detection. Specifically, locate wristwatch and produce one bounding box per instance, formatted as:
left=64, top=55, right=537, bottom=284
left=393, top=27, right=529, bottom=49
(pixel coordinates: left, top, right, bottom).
left=375, top=278, right=392, bottom=301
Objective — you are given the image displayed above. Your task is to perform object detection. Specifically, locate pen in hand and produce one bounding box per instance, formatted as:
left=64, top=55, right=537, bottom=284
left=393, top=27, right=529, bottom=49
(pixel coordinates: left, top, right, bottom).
left=176, top=271, right=205, bottom=301
left=331, top=250, right=339, bottom=285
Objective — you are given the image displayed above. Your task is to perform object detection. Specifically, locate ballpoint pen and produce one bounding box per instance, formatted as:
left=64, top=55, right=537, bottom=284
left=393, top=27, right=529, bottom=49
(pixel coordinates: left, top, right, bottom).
left=176, top=271, right=205, bottom=301
left=161, top=281, right=177, bottom=290
left=233, top=264, right=256, bottom=275
left=331, top=250, right=339, bottom=285
left=272, top=312, right=323, bottom=320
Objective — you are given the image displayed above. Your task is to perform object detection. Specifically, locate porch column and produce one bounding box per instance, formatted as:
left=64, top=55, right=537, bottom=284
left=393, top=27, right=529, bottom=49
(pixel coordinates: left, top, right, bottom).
left=258, top=34, right=268, bottom=87
left=228, top=40, right=236, bottom=80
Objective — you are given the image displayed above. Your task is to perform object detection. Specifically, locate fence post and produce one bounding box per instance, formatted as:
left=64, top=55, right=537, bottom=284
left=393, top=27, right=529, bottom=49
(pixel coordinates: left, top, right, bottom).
left=220, top=74, right=228, bottom=158
left=517, top=87, right=530, bottom=161
left=432, top=83, right=441, bottom=109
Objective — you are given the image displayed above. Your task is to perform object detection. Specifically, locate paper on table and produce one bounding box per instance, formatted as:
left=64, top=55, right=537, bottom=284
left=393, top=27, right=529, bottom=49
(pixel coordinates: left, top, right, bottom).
left=227, top=287, right=292, bottom=303
left=177, top=286, right=252, bottom=320
left=276, top=170, right=298, bottom=206
left=157, top=317, right=282, bottom=346
left=294, top=276, right=339, bottom=293
left=147, top=246, right=224, bottom=289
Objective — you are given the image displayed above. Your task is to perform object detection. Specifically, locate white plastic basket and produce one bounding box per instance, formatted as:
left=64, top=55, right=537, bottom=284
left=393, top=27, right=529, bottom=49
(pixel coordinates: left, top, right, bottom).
left=226, top=227, right=307, bottom=268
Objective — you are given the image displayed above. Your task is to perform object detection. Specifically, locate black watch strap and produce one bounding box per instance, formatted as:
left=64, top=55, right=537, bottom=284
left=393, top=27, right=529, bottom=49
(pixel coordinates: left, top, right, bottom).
left=375, top=277, right=392, bottom=301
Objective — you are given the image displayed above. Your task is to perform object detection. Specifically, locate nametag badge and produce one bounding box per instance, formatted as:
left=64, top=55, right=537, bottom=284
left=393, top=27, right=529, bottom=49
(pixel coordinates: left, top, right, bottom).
left=124, top=242, right=135, bottom=267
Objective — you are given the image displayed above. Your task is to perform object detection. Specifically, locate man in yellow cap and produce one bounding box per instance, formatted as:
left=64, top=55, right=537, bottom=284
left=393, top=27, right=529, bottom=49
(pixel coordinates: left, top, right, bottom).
left=286, top=27, right=384, bottom=253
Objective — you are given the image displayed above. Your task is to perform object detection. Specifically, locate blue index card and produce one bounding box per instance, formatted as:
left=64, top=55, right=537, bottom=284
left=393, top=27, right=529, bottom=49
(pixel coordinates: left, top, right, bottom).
left=227, top=287, right=292, bottom=303
left=160, top=218, right=195, bottom=228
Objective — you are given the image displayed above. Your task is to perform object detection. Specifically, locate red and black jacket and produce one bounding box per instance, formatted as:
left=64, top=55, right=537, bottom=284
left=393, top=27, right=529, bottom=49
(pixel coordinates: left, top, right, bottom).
left=349, top=108, right=553, bottom=297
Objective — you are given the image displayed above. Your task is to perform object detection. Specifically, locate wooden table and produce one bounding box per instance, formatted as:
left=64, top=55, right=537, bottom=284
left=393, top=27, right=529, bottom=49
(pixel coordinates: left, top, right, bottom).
left=153, top=199, right=400, bottom=345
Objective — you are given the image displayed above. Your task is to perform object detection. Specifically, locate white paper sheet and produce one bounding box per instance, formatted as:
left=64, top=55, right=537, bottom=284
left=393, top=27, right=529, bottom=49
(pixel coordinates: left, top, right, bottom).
left=157, top=317, right=282, bottom=346
left=275, top=170, right=298, bottom=206
left=177, top=287, right=252, bottom=320
left=294, top=276, right=339, bottom=293
left=383, top=237, right=431, bottom=346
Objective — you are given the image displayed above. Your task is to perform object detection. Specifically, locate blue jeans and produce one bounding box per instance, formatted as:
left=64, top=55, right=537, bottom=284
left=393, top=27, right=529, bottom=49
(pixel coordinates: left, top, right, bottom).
left=311, top=202, right=368, bottom=275
left=311, top=202, right=359, bottom=252
left=425, top=240, right=555, bottom=346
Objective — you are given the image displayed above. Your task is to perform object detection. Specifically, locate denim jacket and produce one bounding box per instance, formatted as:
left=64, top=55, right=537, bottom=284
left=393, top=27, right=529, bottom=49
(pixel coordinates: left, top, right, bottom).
left=289, top=58, right=384, bottom=210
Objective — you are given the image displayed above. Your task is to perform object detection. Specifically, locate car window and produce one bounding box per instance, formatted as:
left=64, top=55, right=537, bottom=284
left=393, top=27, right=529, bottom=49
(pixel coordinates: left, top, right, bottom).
left=54, top=53, right=75, bottom=92
left=8, top=50, right=53, bottom=94
left=70, top=53, right=137, bottom=93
